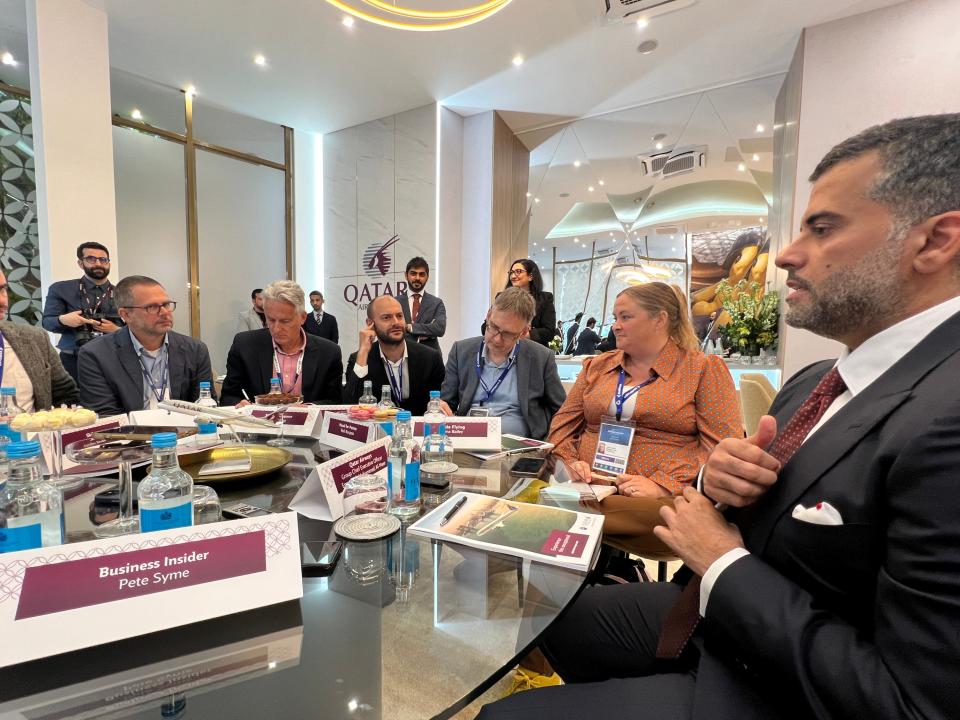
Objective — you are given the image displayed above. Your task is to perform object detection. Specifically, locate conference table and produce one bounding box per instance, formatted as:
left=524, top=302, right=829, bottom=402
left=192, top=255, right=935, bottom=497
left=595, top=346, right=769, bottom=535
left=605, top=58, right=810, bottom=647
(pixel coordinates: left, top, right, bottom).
left=0, top=440, right=596, bottom=720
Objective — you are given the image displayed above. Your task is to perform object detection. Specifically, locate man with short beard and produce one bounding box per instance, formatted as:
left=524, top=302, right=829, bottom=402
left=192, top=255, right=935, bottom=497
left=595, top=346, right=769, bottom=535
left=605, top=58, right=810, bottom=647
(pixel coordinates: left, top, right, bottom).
left=396, top=257, right=446, bottom=355
left=480, top=115, right=960, bottom=719
left=344, top=295, right=445, bottom=416
left=42, top=242, right=122, bottom=380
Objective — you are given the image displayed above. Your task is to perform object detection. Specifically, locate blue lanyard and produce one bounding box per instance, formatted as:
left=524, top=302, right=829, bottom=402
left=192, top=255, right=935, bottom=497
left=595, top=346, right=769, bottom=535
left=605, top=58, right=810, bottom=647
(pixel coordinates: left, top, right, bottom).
left=475, top=342, right=518, bottom=405
left=615, top=368, right=658, bottom=421
left=0, top=333, right=5, bottom=386
left=137, top=347, right=169, bottom=406
left=384, top=355, right=404, bottom=405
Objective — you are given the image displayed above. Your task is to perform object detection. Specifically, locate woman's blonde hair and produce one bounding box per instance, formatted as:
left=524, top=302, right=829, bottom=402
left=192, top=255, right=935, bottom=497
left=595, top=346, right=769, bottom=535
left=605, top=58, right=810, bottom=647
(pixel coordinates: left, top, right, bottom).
left=617, top=282, right=699, bottom=352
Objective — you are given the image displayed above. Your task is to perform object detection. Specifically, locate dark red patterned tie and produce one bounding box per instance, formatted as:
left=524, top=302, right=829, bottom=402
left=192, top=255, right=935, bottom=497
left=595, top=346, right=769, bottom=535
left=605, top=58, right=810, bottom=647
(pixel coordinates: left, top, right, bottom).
left=655, top=368, right=847, bottom=660
left=412, top=293, right=421, bottom=323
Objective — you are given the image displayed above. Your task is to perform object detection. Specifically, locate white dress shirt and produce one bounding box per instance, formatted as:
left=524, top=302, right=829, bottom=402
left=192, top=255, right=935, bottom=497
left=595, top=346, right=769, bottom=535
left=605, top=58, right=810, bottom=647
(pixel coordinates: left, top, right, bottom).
left=352, top=343, right=410, bottom=400
left=2, top=338, right=36, bottom=412
left=701, top=295, right=960, bottom=615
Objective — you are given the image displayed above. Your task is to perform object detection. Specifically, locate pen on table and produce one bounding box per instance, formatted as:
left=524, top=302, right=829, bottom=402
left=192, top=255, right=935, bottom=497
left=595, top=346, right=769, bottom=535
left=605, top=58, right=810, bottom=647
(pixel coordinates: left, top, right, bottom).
left=440, top=496, right=468, bottom=526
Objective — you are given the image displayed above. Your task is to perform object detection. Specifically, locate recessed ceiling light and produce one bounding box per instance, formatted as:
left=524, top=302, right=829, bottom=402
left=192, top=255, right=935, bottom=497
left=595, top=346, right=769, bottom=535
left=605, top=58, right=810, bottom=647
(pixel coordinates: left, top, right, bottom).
left=573, top=160, right=581, bottom=168
left=512, top=54, right=524, bottom=67
left=655, top=141, right=664, bottom=151
left=737, top=163, right=746, bottom=172
left=1, top=52, right=16, bottom=66
left=637, top=40, right=658, bottom=55
left=756, top=123, right=765, bottom=133
left=752, top=153, right=760, bottom=162
left=342, top=15, right=355, bottom=27
left=185, top=85, right=197, bottom=98
left=534, top=197, right=540, bottom=203
left=636, top=17, right=649, bottom=29
left=598, top=179, right=605, bottom=186
left=131, top=108, right=143, bottom=120
left=254, top=54, right=267, bottom=67
left=609, top=232, right=614, bottom=236
left=758, top=217, right=765, bottom=222
left=588, top=186, right=595, bottom=192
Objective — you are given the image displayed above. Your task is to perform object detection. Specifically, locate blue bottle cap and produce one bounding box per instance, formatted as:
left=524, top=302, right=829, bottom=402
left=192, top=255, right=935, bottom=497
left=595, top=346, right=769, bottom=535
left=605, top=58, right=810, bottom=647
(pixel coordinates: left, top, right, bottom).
left=6, top=440, right=41, bottom=458
left=0, top=387, right=16, bottom=396
left=396, top=410, right=412, bottom=421
left=151, top=432, right=178, bottom=448
left=429, top=390, right=440, bottom=398
left=199, top=381, right=211, bottom=389
left=197, top=422, right=217, bottom=434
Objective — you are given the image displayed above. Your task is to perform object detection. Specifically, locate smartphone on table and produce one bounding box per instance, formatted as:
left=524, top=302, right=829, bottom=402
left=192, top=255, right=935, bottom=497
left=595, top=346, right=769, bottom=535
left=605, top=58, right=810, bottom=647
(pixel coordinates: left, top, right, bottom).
left=509, top=457, right=546, bottom=478
left=300, top=540, right=342, bottom=576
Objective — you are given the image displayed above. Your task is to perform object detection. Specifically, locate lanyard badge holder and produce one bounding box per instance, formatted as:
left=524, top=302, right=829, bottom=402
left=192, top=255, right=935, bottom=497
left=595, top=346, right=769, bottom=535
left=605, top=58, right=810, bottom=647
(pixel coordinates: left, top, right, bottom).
left=592, top=370, right=657, bottom=477
left=471, top=342, right=518, bottom=414
left=384, top=357, right=404, bottom=405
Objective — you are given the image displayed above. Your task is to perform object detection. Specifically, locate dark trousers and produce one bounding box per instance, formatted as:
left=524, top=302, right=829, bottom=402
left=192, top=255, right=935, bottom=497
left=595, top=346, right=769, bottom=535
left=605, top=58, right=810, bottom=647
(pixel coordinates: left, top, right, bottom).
left=60, top=351, right=78, bottom=382
left=477, top=582, right=696, bottom=719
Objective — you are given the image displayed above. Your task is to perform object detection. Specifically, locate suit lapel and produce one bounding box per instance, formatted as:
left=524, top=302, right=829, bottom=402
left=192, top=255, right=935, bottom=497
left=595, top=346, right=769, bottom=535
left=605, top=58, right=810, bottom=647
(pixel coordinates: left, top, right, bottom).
left=117, top=329, right=146, bottom=410
left=461, top=339, right=482, bottom=412
left=301, top=337, right=318, bottom=398
left=166, top=334, right=187, bottom=400
left=398, top=293, right=412, bottom=324
left=259, top=332, right=275, bottom=392
left=515, top=341, right=531, bottom=420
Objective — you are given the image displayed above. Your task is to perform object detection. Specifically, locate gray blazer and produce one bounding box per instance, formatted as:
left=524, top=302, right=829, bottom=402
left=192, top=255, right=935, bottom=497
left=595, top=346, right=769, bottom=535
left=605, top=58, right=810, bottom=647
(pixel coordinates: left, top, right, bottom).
left=440, top=337, right=566, bottom=441
left=0, top=321, right=78, bottom=409
left=397, top=290, right=446, bottom=353
left=78, top=327, right=214, bottom=416
left=237, top=308, right=265, bottom=333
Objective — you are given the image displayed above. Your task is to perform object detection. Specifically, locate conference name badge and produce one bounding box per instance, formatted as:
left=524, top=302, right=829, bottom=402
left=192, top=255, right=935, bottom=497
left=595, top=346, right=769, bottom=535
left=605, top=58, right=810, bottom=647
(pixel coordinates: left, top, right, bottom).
left=592, top=417, right=635, bottom=476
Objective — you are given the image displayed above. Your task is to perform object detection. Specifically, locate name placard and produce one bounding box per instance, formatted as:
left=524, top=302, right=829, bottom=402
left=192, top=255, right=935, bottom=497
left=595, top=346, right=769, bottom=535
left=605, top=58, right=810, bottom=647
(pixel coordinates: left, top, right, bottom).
left=318, top=411, right=379, bottom=451
left=411, top=416, right=502, bottom=450
left=289, top=437, right=390, bottom=521
left=0, top=513, right=302, bottom=668
left=240, top=405, right=324, bottom=438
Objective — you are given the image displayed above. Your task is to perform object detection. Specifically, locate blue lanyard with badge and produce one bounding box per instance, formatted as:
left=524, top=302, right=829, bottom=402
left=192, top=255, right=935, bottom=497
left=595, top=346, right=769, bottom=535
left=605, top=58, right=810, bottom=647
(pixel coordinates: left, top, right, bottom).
left=384, top=354, right=404, bottom=405
left=473, top=341, right=519, bottom=411
left=137, top=347, right=169, bottom=406
left=593, top=369, right=658, bottom=477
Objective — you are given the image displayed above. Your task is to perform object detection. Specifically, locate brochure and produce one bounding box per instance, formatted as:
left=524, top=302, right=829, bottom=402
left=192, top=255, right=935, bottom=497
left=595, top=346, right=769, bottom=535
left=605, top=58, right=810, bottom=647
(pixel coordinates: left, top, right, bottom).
left=463, top=434, right=554, bottom=461
left=408, top=491, right=604, bottom=572
left=540, top=481, right=618, bottom=502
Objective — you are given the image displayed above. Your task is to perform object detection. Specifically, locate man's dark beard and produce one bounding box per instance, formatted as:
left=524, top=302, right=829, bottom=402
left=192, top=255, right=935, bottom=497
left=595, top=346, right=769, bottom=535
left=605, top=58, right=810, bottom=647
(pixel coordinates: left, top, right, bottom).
left=375, top=325, right=405, bottom=347
left=407, top=279, right=425, bottom=292
left=83, top=265, right=109, bottom=281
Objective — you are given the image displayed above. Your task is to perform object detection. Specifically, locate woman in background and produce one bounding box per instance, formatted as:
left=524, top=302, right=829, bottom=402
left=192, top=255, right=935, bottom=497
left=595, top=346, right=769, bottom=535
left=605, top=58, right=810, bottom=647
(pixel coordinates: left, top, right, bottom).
left=505, top=259, right=556, bottom=347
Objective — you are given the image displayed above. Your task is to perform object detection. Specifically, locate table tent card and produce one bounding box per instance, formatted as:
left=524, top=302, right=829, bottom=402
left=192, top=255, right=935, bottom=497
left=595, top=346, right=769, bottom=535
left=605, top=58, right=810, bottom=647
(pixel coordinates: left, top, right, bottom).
left=317, top=411, right=380, bottom=452
left=411, top=416, right=501, bottom=450
left=237, top=405, right=325, bottom=438
left=288, top=437, right=390, bottom=521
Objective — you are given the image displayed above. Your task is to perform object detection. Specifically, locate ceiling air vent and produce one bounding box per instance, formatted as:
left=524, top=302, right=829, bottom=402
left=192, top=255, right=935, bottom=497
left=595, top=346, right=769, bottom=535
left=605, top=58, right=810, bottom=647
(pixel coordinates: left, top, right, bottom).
left=637, top=145, right=707, bottom=178
left=602, top=0, right=696, bottom=23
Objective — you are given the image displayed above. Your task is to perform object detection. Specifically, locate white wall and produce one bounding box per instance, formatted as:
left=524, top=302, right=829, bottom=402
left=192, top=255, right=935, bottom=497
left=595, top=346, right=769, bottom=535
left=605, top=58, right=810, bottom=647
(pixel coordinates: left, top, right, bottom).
left=780, top=0, right=960, bottom=378
left=437, top=106, right=464, bottom=357
left=294, top=128, right=323, bottom=296
left=461, top=112, right=495, bottom=335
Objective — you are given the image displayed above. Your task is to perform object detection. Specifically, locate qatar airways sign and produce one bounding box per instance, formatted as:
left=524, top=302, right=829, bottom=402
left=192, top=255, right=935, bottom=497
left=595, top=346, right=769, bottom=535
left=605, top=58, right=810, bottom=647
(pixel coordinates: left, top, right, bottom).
left=339, top=234, right=408, bottom=310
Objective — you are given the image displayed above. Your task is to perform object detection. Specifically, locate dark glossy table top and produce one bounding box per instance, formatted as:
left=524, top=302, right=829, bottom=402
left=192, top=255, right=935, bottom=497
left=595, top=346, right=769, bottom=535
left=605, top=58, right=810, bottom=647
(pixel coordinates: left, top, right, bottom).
left=0, top=441, right=594, bottom=720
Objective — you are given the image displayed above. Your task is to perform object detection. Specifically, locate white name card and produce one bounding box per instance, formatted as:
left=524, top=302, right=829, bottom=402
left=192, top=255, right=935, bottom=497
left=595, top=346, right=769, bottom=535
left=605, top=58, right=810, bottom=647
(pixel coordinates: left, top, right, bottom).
left=239, top=405, right=324, bottom=438
left=411, top=416, right=502, bottom=450
left=317, top=411, right=380, bottom=451
left=289, top=437, right=390, bottom=521
left=0, top=513, right=302, bottom=668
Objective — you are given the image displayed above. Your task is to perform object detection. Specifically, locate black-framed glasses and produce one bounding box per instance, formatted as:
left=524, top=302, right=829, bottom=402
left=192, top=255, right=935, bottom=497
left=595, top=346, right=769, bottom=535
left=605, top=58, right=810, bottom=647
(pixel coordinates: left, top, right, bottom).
left=122, top=301, right=177, bottom=314
left=81, top=256, right=111, bottom=265
left=484, top=320, right=524, bottom=343
left=509, top=268, right=526, bottom=276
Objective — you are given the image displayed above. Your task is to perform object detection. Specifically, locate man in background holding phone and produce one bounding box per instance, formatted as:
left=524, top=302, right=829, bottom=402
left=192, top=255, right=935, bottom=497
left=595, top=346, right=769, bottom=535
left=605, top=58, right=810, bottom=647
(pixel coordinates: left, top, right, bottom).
left=440, top=288, right=566, bottom=440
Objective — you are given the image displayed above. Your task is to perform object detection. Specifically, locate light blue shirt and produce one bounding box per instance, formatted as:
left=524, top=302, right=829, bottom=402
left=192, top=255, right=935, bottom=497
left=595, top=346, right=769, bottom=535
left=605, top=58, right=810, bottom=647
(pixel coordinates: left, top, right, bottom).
left=477, top=343, right=528, bottom=437
left=130, top=332, right=170, bottom=409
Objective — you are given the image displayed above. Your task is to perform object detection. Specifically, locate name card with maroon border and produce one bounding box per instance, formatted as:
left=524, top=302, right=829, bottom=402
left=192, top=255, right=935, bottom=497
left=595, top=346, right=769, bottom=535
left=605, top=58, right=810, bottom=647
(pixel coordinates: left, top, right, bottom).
left=411, top=416, right=501, bottom=450
left=289, top=437, right=390, bottom=521
left=318, top=411, right=379, bottom=451
left=0, top=513, right=302, bottom=668
left=240, top=405, right=324, bottom=438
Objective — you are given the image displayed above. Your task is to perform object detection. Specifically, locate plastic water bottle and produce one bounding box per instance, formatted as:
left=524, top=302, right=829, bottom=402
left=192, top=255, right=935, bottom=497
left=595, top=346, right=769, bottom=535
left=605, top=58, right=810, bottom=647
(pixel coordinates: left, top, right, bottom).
left=423, top=390, right=450, bottom=463
left=0, top=388, right=24, bottom=443
left=359, top=380, right=377, bottom=408
left=377, top=384, right=395, bottom=410
left=196, top=381, right=218, bottom=408
left=193, top=416, right=220, bottom=449
left=138, top=433, right=193, bottom=533
left=269, top=378, right=282, bottom=395
left=0, top=440, right=64, bottom=553
left=386, top=411, right=421, bottom=521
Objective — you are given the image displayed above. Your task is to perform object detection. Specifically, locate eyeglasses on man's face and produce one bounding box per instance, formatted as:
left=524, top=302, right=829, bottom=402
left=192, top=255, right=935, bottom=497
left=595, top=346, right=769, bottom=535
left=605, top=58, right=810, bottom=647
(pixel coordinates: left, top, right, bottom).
left=82, top=256, right=111, bottom=265
left=123, top=301, right=177, bottom=315
left=484, top=320, right=523, bottom=344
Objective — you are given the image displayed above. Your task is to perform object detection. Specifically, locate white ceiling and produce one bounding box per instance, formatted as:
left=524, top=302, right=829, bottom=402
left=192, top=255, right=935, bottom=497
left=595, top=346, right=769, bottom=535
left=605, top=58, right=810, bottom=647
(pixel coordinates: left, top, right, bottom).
left=0, top=0, right=905, bottom=135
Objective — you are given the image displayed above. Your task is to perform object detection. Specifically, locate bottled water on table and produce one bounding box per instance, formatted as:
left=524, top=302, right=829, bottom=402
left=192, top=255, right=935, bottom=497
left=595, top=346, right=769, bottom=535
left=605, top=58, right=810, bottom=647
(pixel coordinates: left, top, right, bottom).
left=196, top=381, right=218, bottom=408
left=0, top=440, right=64, bottom=553
left=138, top=432, right=194, bottom=533
left=377, top=384, right=395, bottom=410
left=0, top=387, right=24, bottom=443
left=269, top=378, right=282, bottom=395
left=422, top=390, right=451, bottom=464
left=358, top=380, right=377, bottom=407
left=387, top=411, right=421, bottom=521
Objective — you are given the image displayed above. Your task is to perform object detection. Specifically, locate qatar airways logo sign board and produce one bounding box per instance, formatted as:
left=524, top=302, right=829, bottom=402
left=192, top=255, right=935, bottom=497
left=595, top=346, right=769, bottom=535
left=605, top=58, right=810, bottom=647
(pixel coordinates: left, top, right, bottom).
left=338, top=234, right=408, bottom=310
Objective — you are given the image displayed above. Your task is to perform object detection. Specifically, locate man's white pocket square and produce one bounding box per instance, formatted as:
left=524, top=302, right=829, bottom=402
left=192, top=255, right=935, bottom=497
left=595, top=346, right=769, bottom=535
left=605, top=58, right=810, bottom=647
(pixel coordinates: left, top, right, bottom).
left=791, top=501, right=843, bottom=526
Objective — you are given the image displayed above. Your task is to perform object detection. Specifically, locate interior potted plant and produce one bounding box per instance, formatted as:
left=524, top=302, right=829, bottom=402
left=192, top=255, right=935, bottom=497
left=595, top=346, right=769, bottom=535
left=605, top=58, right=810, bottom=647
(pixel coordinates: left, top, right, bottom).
left=714, top=279, right=780, bottom=363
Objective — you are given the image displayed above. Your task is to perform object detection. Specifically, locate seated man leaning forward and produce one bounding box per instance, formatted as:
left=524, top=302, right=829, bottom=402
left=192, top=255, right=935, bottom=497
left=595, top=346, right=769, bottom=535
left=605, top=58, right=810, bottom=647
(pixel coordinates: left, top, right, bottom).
left=479, top=114, right=960, bottom=719
left=220, top=280, right=343, bottom=406
left=79, top=275, right=213, bottom=416
left=440, top=287, right=566, bottom=441
left=343, top=295, right=445, bottom=416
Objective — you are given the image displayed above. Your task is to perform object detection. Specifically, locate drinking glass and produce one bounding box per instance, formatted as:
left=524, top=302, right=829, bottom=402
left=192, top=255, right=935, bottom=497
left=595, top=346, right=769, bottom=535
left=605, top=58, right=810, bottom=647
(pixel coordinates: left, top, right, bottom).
left=267, top=405, right=294, bottom=447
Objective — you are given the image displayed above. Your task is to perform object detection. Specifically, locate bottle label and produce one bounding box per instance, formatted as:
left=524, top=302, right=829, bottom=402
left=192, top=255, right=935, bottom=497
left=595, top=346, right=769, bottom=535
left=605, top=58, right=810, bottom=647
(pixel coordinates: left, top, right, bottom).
left=424, top=422, right=432, bottom=437
left=0, top=523, right=42, bottom=553
left=140, top=500, right=193, bottom=533
left=404, top=462, right=420, bottom=501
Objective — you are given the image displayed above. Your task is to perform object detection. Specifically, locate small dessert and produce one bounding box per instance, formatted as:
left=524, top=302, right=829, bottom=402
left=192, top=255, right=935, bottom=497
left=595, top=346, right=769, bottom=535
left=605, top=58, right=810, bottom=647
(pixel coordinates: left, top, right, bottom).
left=9, top=406, right=98, bottom=432
left=254, top=392, right=303, bottom=406
left=372, top=407, right=399, bottom=420
left=347, top=405, right=375, bottom=421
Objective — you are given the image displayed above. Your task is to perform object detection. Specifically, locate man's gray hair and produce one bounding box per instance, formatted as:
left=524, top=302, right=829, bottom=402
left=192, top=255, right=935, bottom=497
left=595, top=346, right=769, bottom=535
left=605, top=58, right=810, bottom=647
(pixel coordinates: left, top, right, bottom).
left=116, top=275, right=162, bottom=309
left=492, top=287, right=536, bottom=324
left=262, top=280, right=306, bottom=310
left=810, top=114, right=960, bottom=229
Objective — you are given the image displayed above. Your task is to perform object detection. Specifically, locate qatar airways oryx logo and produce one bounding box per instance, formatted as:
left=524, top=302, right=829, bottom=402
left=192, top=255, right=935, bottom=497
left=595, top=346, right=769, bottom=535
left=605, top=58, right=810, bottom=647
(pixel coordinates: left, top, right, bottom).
left=338, top=233, right=408, bottom=308
left=362, top=235, right=400, bottom=278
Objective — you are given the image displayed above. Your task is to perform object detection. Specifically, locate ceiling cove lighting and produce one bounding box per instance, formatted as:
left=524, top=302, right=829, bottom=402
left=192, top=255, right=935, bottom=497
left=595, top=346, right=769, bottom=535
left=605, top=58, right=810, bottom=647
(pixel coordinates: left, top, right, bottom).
left=1, top=52, right=16, bottom=66
left=324, top=0, right=514, bottom=32
left=512, top=54, right=524, bottom=66
left=131, top=108, right=143, bottom=120
left=254, top=54, right=267, bottom=66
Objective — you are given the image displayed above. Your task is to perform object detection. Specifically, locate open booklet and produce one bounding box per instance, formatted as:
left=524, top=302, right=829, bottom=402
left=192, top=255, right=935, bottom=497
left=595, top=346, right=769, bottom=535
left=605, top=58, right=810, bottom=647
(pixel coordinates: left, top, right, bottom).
left=408, top=491, right=604, bottom=572
left=463, top=434, right=554, bottom=461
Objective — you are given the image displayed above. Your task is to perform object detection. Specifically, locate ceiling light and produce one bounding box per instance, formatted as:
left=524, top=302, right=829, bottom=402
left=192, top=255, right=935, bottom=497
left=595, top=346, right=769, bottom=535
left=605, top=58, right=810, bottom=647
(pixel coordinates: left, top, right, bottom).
left=737, top=163, right=746, bottom=172
left=1, top=52, right=16, bottom=66
left=655, top=141, right=664, bottom=151
left=342, top=14, right=355, bottom=27
left=755, top=123, right=765, bottom=133
left=131, top=108, right=143, bottom=120
left=254, top=54, right=267, bottom=67
left=598, top=179, right=605, bottom=186
left=573, top=160, right=581, bottom=168
left=326, top=0, right=515, bottom=32
left=637, top=39, right=658, bottom=55
left=758, top=217, right=765, bottom=222
left=534, top=197, right=540, bottom=203
left=512, top=54, right=524, bottom=66
left=752, top=153, right=760, bottom=162
left=588, top=186, right=594, bottom=192
left=636, top=17, right=649, bottom=29
left=184, top=85, right=197, bottom=98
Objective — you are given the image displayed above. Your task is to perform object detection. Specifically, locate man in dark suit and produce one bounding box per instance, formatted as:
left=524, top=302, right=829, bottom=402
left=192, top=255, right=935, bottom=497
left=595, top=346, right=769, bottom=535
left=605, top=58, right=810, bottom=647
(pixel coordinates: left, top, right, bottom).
left=302, top=290, right=339, bottom=344
left=480, top=116, right=960, bottom=719
left=221, top=280, right=343, bottom=406
left=563, top=312, right=582, bottom=354
left=440, top=288, right=565, bottom=440
left=573, top=317, right=600, bottom=355
left=344, top=295, right=444, bottom=416
left=79, top=276, right=213, bottom=416
left=396, top=257, right=446, bottom=354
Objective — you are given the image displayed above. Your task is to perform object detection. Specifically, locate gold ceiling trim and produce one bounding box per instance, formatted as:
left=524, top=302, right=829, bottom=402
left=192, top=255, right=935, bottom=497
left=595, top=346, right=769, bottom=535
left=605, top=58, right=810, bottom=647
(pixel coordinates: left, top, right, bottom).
left=324, top=0, right=513, bottom=31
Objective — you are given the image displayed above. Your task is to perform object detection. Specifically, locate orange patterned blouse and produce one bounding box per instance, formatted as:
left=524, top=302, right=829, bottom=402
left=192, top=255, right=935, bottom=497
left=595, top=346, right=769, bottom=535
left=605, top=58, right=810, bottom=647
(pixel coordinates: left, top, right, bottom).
left=548, top=343, right=743, bottom=495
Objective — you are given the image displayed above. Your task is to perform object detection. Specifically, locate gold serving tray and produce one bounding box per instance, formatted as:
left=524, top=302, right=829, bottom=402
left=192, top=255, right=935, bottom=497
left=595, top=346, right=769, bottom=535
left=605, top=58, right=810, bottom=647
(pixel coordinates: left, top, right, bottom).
left=176, top=445, right=293, bottom=483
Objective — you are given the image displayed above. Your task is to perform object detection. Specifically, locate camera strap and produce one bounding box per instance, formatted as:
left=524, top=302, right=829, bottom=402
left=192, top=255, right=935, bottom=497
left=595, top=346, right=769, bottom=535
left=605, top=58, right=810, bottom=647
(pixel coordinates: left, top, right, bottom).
left=77, top=279, right=112, bottom=317
left=0, top=333, right=5, bottom=386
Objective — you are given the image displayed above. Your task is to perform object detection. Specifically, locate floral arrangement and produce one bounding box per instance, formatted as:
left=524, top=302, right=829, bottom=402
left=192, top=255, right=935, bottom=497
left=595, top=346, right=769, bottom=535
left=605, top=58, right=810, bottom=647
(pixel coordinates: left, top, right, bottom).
left=548, top=335, right=564, bottom=355
left=715, top=279, right=780, bottom=356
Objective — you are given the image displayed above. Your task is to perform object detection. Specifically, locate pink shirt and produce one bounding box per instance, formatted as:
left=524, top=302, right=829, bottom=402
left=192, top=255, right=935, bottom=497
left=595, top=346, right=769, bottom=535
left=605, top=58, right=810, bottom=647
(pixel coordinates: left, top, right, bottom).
left=274, top=330, right=306, bottom=396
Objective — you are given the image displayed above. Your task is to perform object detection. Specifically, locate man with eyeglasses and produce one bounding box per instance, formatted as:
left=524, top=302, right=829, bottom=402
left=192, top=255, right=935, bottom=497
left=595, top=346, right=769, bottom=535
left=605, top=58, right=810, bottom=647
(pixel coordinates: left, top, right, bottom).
left=78, top=275, right=214, bottom=416
left=41, top=242, right=123, bottom=381
left=439, top=288, right=566, bottom=440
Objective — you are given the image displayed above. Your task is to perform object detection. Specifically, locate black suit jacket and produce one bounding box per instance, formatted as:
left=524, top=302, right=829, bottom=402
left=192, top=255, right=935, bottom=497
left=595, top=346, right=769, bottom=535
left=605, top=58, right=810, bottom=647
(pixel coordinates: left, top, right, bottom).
left=343, top=339, right=445, bottom=416
left=529, top=291, right=557, bottom=347
left=687, top=309, right=960, bottom=719
left=397, top=291, right=446, bottom=353
left=303, top=311, right=339, bottom=344
left=220, top=329, right=343, bottom=406
left=78, top=327, right=213, bottom=416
